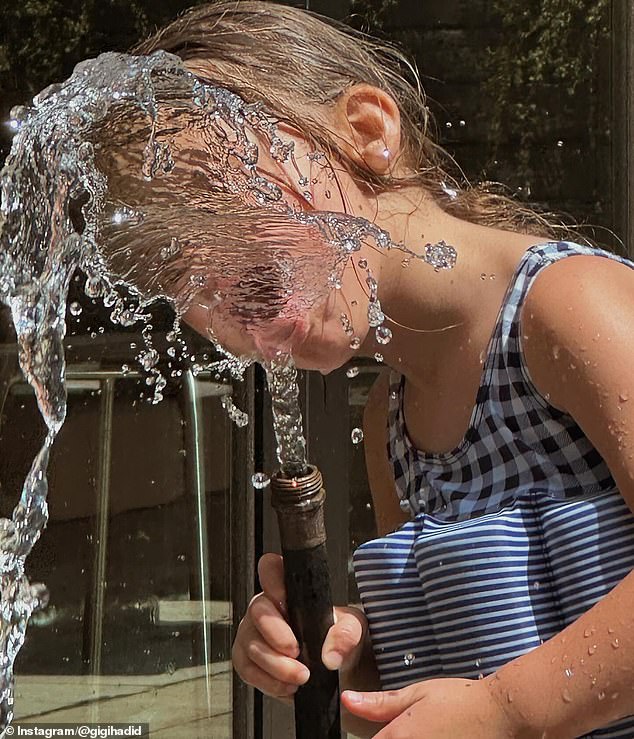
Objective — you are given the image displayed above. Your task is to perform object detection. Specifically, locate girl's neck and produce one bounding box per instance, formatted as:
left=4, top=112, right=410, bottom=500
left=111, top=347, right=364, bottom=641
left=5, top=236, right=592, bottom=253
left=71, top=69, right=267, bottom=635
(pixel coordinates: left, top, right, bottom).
left=358, top=186, right=547, bottom=386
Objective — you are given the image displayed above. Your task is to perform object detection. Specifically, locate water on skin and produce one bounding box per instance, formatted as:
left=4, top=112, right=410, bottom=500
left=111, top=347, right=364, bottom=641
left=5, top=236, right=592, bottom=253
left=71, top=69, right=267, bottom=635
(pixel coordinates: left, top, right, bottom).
left=0, top=50, right=457, bottom=728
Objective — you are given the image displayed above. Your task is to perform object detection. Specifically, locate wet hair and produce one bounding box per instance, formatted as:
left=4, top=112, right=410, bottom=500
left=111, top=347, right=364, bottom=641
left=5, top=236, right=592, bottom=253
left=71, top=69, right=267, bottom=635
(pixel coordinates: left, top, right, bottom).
left=132, top=0, right=582, bottom=242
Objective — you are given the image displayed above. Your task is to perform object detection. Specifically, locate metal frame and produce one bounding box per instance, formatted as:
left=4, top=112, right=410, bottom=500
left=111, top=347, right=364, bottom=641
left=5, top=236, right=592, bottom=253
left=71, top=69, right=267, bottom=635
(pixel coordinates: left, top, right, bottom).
left=611, top=0, right=634, bottom=256
left=232, top=365, right=257, bottom=739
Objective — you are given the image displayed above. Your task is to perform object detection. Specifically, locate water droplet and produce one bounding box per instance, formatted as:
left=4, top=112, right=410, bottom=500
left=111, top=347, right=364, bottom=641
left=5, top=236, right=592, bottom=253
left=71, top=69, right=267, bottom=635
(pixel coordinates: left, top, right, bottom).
left=251, top=472, right=270, bottom=489
left=349, top=337, right=361, bottom=350
left=480, top=273, right=486, bottom=280
left=351, top=428, right=364, bottom=445
left=221, top=395, right=249, bottom=428
left=376, top=326, right=392, bottom=345
left=584, top=628, right=595, bottom=638
left=84, top=276, right=103, bottom=298
left=597, top=691, right=606, bottom=701
left=69, top=301, right=82, bottom=316
left=367, top=300, right=385, bottom=327
left=564, top=667, right=574, bottom=678
left=401, top=258, right=410, bottom=268
left=611, top=638, right=620, bottom=649
left=557, top=140, right=564, bottom=147
left=103, top=291, right=117, bottom=308
left=374, top=353, right=384, bottom=363
left=619, top=392, right=629, bottom=402
left=562, top=688, right=572, bottom=703
left=403, top=653, right=415, bottom=667
left=346, top=366, right=360, bottom=378
left=160, top=237, right=180, bottom=261
left=588, top=645, right=597, bottom=655
left=189, top=273, right=206, bottom=289
left=139, top=349, right=159, bottom=370
left=121, top=364, right=130, bottom=375
left=358, top=258, right=368, bottom=269
left=342, top=238, right=358, bottom=253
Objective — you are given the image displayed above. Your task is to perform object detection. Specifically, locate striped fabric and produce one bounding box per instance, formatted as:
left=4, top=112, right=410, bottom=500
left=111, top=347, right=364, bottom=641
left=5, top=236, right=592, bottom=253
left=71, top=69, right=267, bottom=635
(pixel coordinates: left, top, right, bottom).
left=353, top=242, right=634, bottom=738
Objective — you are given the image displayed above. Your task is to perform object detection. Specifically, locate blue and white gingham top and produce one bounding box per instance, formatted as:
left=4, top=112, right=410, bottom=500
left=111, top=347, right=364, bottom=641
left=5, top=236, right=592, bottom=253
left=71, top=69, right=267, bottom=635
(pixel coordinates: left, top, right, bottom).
left=353, top=242, right=634, bottom=738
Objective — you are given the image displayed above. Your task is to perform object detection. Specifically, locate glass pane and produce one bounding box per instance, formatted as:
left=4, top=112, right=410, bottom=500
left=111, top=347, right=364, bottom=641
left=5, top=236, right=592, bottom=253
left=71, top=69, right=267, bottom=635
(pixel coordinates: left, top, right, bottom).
left=0, top=294, right=240, bottom=738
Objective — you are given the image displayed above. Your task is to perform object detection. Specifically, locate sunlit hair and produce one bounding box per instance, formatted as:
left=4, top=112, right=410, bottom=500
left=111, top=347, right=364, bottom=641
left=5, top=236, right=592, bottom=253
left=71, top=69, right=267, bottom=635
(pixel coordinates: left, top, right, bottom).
left=133, top=0, right=583, bottom=242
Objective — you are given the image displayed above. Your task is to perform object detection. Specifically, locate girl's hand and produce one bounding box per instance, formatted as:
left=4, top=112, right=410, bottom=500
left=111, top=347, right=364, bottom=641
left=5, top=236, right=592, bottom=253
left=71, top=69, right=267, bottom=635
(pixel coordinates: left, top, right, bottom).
left=341, top=677, right=519, bottom=738
left=232, top=553, right=368, bottom=700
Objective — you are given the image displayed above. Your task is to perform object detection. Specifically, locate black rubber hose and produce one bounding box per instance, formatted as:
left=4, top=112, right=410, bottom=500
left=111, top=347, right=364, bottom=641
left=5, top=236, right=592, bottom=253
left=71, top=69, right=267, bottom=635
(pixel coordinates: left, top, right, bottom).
left=283, top=544, right=340, bottom=739
left=271, top=466, right=341, bottom=739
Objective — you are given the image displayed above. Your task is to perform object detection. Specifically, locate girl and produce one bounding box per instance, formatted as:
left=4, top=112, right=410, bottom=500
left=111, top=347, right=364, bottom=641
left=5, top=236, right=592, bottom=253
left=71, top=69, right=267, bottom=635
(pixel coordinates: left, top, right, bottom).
left=137, top=3, right=634, bottom=736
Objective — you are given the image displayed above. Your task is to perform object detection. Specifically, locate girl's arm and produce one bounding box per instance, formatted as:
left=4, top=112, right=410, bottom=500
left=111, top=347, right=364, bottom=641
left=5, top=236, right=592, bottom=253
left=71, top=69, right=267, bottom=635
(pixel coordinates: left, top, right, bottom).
left=362, top=369, right=409, bottom=537
left=485, top=253, right=634, bottom=737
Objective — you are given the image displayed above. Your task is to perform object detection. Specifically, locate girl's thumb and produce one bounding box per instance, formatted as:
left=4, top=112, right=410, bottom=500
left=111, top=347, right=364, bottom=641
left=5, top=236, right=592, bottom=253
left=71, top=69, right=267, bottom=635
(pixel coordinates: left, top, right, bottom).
left=341, top=684, right=424, bottom=722
left=322, top=607, right=364, bottom=671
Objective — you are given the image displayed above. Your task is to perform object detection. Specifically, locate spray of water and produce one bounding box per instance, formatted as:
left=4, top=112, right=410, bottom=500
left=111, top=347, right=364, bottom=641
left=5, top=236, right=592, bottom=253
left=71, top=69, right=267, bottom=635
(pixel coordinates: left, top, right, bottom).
left=0, top=50, right=456, bottom=728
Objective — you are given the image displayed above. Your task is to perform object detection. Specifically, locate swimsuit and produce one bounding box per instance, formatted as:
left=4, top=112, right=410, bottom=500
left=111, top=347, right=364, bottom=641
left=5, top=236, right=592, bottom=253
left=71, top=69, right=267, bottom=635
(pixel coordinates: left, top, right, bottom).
left=353, top=242, right=634, bottom=738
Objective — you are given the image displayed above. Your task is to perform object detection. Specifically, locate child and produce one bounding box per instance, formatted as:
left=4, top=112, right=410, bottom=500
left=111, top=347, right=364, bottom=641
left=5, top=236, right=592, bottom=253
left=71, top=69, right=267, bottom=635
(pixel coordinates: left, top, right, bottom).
left=138, top=3, right=634, bottom=736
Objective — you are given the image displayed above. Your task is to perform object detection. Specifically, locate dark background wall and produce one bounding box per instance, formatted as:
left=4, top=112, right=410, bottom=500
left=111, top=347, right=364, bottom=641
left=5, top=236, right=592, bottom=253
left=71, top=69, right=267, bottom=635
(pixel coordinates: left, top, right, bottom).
left=1, top=0, right=617, bottom=247
left=349, top=0, right=615, bottom=245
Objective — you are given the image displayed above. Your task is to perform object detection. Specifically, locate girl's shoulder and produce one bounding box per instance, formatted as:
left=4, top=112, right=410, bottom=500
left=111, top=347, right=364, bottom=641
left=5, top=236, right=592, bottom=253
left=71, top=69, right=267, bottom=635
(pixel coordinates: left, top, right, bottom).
left=524, top=240, right=634, bottom=307
left=520, top=242, right=634, bottom=411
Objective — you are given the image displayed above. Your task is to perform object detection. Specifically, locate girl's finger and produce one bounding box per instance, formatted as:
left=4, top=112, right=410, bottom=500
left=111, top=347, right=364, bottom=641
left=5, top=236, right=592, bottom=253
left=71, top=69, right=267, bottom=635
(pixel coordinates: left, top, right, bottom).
left=240, top=659, right=300, bottom=701
left=258, top=553, right=287, bottom=612
left=322, top=608, right=364, bottom=670
left=247, top=638, right=310, bottom=686
left=250, top=593, right=299, bottom=657
left=341, top=684, right=424, bottom=722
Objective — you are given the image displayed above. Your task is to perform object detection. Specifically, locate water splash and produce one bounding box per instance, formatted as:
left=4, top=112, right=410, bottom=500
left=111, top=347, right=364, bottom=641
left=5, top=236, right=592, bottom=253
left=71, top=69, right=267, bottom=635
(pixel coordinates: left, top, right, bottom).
left=0, top=49, right=457, bottom=728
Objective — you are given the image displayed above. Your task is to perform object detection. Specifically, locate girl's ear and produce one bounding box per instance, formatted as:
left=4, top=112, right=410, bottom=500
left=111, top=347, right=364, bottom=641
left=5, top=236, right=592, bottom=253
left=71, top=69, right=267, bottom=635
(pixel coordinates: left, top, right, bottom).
left=334, top=84, right=402, bottom=176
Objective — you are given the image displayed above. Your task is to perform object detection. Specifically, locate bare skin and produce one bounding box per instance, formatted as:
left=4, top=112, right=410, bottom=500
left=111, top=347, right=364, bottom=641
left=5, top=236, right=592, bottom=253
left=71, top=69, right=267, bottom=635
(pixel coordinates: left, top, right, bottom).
left=216, top=84, right=634, bottom=737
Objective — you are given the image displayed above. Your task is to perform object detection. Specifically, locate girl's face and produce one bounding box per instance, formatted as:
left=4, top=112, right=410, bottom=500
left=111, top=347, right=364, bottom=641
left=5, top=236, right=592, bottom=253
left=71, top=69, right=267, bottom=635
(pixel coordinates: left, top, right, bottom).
left=183, top=123, right=379, bottom=373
